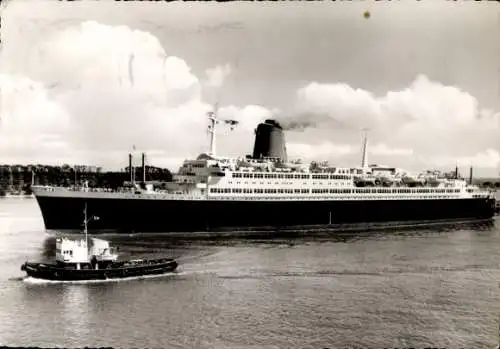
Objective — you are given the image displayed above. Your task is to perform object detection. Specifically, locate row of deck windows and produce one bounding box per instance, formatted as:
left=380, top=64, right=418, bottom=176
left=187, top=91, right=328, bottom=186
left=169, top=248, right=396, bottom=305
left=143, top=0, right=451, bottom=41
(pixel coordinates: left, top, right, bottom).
left=183, top=163, right=204, bottom=168
left=369, top=188, right=460, bottom=194
left=231, top=173, right=350, bottom=180
left=210, top=188, right=462, bottom=194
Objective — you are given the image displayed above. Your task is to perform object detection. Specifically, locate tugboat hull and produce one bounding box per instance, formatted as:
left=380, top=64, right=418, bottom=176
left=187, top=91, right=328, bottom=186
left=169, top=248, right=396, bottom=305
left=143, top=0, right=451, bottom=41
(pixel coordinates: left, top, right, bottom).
left=21, top=259, right=178, bottom=281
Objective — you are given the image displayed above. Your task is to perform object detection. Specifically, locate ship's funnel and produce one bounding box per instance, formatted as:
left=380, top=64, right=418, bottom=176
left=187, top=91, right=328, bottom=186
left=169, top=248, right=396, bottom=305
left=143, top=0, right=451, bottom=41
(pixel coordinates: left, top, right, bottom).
left=252, top=119, right=288, bottom=162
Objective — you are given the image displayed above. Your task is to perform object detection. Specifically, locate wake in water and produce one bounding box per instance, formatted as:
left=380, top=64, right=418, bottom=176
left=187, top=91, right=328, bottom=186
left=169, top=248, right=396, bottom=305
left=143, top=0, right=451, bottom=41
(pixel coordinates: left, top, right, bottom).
left=21, top=271, right=183, bottom=285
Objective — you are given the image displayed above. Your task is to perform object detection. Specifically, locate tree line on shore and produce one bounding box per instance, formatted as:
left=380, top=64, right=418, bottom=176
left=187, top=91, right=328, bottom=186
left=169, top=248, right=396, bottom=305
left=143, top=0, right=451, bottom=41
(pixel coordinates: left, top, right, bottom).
left=0, top=164, right=173, bottom=196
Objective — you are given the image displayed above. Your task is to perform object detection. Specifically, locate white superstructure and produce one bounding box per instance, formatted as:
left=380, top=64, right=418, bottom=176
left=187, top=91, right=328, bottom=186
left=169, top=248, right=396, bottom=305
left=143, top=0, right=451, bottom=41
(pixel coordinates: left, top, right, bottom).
left=32, top=108, right=494, bottom=202
left=54, top=204, right=118, bottom=269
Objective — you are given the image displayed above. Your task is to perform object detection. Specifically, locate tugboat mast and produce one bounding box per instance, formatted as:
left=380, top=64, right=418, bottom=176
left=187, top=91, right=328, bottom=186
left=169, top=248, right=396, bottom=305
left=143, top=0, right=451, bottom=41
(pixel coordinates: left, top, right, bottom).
left=84, top=202, right=89, bottom=248
left=83, top=202, right=99, bottom=248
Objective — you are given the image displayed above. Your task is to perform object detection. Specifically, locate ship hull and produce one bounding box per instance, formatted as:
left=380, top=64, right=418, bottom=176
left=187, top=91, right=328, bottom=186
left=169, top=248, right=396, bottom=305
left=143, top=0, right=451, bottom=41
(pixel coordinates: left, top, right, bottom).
left=21, top=259, right=178, bottom=281
left=34, top=195, right=496, bottom=234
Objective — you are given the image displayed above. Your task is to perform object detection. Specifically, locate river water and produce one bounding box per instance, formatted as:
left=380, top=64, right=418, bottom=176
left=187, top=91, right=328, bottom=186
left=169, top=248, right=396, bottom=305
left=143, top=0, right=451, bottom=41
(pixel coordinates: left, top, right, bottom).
left=0, top=198, right=499, bottom=348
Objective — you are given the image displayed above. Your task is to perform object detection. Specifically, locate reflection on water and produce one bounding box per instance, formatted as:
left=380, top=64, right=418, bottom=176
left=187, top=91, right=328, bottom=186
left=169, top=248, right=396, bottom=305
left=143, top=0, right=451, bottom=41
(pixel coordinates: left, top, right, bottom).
left=59, top=285, right=91, bottom=340
left=0, top=199, right=499, bottom=348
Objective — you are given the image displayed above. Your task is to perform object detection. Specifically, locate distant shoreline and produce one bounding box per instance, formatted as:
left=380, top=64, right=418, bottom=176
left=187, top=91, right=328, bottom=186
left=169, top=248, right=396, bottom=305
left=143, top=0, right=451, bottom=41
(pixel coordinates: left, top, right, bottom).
left=0, top=193, right=34, bottom=198
left=0, top=164, right=173, bottom=197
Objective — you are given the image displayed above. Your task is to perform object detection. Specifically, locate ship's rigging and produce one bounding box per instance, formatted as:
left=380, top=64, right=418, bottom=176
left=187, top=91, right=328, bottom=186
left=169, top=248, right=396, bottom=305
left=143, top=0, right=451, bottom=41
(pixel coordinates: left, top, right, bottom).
left=206, top=102, right=239, bottom=157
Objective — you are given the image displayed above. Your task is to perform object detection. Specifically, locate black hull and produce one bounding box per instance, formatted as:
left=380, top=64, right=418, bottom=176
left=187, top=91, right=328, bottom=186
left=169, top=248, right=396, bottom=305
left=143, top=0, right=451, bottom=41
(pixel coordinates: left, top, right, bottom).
left=21, top=260, right=178, bottom=281
left=34, top=195, right=497, bottom=234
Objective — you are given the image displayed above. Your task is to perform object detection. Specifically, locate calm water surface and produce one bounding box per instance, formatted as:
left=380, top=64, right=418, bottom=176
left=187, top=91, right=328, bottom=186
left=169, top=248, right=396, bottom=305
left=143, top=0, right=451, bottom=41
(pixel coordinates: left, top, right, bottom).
left=0, top=198, right=499, bottom=348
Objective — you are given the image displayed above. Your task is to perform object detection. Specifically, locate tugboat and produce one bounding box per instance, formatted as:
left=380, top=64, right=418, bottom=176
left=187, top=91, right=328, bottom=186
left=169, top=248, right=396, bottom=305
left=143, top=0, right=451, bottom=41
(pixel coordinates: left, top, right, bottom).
left=20, top=203, right=178, bottom=281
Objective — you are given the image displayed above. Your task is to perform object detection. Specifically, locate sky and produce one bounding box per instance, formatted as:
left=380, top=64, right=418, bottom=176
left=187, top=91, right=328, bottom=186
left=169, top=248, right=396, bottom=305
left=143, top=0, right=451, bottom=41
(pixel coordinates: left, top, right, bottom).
left=0, top=1, right=499, bottom=177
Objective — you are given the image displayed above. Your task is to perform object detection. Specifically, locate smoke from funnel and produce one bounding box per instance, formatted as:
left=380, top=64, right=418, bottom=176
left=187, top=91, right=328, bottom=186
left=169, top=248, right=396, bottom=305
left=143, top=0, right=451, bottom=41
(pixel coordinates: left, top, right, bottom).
left=277, top=119, right=317, bottom=131
left=274, top=112, right=348, bottom=131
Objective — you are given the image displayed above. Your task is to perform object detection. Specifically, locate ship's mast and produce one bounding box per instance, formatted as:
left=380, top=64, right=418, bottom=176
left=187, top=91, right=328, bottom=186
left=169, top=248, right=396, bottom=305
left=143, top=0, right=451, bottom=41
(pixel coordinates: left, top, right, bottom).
left=131, top=145, right=137, bottom=185
left=361, top=128, right=369, bottom=169
left=207, top=102, right=239, bottom=157
left=207, top=103, right=219, bottom=156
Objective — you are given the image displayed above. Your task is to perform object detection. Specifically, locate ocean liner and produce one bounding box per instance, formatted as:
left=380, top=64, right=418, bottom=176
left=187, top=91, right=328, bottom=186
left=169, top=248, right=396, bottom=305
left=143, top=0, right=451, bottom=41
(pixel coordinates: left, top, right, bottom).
left=31, top=109, right=496, bottom=234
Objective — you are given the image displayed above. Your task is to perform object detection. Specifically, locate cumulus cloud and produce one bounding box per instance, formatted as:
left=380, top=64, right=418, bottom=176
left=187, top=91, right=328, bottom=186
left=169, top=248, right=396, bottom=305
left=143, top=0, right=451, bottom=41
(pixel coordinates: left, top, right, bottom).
left=218, top=104, right=277, bottom=131
left=369, top=143, right=413, bottom=156
left=286, top=81, right=384, bottom=130
left=213, top=104, right=279, bottom=158
left=0, top=74, right=77, bottom=164
left=0, top=20, right=498, bottom=176
left=0, top=21, right=273, bottom=169
left=204, top=63, right=232, bottom=88
left=286, top=75, right=499, bottom=132
left=286, top=141, right=415, bottom=165
left=281, top=74, right=500, bottom=173
left=430, top=149, right=500, bottom=169
left=1, top=21, right=215, bottom=169
left=287, top=142, right=355, bottom=160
